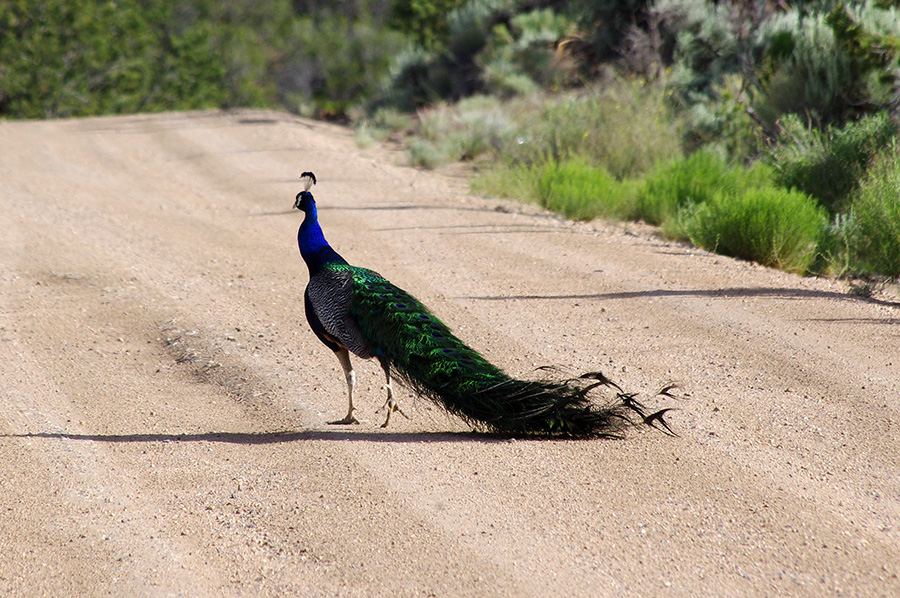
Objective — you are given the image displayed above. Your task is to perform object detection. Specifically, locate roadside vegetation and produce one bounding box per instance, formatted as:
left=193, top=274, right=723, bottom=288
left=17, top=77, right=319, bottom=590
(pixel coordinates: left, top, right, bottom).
left=2, top=0, right=899, bottom=280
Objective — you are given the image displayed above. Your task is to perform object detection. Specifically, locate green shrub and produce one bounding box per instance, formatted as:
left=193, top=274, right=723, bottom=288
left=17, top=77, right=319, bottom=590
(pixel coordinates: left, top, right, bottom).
left=535, top=159, right=639, bottom=221
left=635, top=150, right=774, bottom=234
left=766, top=112, right=898, bottom=212
left=850, top=143, right=900, bottom=277
left=680, top=186, right=826, bottom=274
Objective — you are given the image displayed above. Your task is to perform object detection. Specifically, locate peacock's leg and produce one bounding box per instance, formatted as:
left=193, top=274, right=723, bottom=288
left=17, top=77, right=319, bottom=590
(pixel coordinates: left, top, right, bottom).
left=377, top=359, right=407, bottom=428
left=329, top=348, right=359, bottom=425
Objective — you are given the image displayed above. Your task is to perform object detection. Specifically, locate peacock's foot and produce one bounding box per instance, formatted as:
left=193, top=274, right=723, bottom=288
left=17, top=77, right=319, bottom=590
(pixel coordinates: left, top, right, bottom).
left=328, top=414, right=360, bottom=425
left=378, top=396, right=409, bottom=429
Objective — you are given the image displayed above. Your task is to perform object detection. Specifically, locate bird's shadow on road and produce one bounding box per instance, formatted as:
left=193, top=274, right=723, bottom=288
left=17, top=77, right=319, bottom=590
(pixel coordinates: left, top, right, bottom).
left=3, top=429, right=521, bottom=445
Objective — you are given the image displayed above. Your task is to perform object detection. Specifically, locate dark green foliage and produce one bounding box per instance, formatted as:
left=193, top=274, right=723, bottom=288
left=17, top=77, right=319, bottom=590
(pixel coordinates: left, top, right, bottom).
left=680, top=186, right=826, bottom=274
left=0, top=0, right=225, bottom=118
left=380, top=0, right=580, bottom=109
left=0, top=0, right=405, bottom=119
left=198, top=0, right=405, bottom=117
left=569, top=0, right=653, bottom=62
left=766, top=112, right=898, bottom=212
left=276, top=16, right=405, bottom=116
left=380, top=47, right=439, bottom=111
left=390, top=0, right=467, bottom=49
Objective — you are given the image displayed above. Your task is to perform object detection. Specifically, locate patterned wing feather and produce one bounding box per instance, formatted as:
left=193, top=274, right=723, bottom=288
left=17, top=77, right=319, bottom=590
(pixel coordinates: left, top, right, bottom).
left=305, top=266, right=373, bottom=359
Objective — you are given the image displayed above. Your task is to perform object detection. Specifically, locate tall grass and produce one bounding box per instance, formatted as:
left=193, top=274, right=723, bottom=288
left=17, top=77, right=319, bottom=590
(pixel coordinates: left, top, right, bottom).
left=497, top=79, right=683, bottom=179
left=401, top=78, right=683, bottom=176
left=850, top=143, right=900, bottom=277
left=680, top=187, right=826, bottom=274
left=407, top=96, right=515, bottom=167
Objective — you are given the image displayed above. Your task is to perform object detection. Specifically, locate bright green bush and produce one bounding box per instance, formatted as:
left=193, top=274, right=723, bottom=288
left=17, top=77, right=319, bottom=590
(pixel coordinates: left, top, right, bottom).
left=850, top=143, right=900, bottom=277
left=680, top=186, right=826, bottom=274
left=635, top=150, right=774, bottom=233
left=535, top=159, right=639, bottom=221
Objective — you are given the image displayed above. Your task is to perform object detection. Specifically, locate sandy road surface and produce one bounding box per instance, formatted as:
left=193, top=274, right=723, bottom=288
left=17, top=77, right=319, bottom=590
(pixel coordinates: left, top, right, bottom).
left=1, top=110, right=898, bottom=597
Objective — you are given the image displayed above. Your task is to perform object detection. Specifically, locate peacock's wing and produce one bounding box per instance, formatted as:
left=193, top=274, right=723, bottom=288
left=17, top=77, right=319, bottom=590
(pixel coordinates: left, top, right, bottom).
left=342, top=266, right=441, bottom=358
left=305, top=266, right=373, bottom=359
left=343, top=265, right=503, bottom=385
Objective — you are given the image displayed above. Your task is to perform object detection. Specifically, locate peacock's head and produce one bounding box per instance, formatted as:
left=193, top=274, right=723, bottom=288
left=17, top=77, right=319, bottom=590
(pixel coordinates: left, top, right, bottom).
left=293, top=171, right=317, bottom=212
left=294, top=191, right=313, bottom=212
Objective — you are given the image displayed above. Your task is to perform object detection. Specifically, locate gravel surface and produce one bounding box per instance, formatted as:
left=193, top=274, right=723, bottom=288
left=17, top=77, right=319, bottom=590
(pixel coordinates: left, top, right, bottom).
left=1, top=110, right=898, bottom=597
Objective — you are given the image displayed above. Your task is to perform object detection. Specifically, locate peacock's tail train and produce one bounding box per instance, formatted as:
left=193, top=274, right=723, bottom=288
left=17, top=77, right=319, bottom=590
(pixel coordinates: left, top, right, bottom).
left=344, top=263, right=673, bottom=438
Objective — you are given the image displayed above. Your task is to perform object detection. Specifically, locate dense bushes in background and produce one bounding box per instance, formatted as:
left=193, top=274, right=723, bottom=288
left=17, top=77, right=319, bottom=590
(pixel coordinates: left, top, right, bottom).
left=6, top=0, right=898, bottom=129
left=0, top=0, right=225, bottom=117
left=0, top=0, right=405, bottom=119
left=2, top=0, right=899, bottom=279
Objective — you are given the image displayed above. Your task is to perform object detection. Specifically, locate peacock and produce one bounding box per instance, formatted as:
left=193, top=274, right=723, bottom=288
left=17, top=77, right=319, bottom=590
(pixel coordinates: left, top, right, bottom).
left=293, top=172, right=673, bottom=438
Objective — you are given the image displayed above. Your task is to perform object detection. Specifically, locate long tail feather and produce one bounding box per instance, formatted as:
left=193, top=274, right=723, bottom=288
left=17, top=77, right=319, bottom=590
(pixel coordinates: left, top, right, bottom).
left=346, top=265, right=672, bottom=438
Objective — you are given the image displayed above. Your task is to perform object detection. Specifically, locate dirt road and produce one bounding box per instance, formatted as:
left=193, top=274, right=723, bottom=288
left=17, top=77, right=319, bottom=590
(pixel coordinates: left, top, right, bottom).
left=1, top=110, right=898, bottom=597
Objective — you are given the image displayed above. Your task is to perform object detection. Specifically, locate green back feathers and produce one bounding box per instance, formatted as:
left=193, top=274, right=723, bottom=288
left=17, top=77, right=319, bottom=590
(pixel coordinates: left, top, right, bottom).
left=333, top=262, right=504, bottom=390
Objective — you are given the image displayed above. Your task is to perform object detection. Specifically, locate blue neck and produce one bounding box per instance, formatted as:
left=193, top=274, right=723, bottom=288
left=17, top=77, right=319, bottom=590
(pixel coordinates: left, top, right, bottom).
left=297, top=199, right=347, bottom=274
